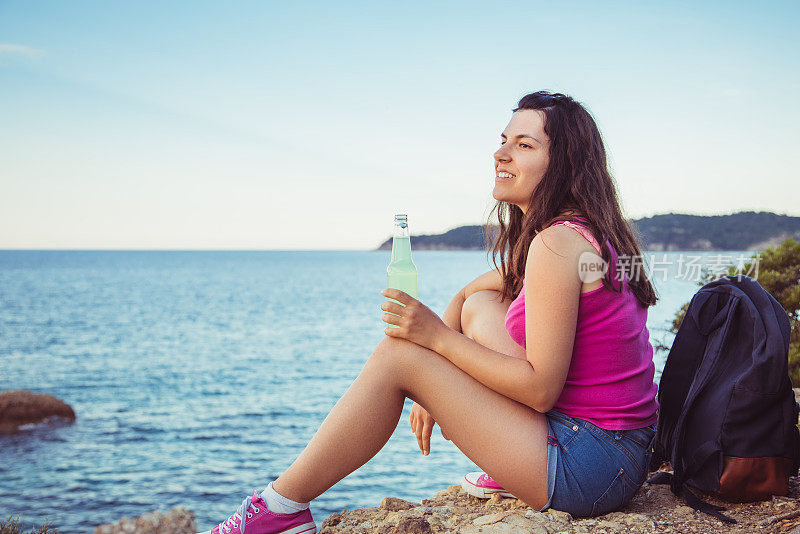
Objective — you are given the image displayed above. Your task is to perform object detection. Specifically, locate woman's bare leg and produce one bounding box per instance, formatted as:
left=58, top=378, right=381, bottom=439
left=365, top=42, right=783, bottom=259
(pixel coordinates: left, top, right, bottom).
left=460, top=290, right=527, bottom=359
left=272, top=290, right=548, bottom=509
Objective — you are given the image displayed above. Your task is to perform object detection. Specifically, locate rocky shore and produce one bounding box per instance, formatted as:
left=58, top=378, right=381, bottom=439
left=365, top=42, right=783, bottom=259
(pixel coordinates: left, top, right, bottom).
left=314, top=476, right=800, bottom=534
left=91, top=475, right=800, bottom=534
left=93, top=508, right=196, bottom=534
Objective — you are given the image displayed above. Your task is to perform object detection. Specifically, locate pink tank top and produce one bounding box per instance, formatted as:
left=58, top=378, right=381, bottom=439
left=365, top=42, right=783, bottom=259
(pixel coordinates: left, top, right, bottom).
left=504, top=218, right=658, bottom=430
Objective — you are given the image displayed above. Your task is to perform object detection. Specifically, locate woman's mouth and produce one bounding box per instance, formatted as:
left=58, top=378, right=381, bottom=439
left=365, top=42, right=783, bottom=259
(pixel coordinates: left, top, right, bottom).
left=496, top=171, right=516, bottom=181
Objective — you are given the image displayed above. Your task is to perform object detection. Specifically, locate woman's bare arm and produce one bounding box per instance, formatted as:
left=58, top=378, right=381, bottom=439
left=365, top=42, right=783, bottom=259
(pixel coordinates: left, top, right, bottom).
left=441, top=292, right=467, bottom=333
left=430, top=228, right=583, bottom=412
left=463, top=268, right=504, bottom=299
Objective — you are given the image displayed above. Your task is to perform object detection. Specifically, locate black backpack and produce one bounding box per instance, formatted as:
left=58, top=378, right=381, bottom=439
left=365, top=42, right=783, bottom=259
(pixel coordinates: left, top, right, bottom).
left=648, top=275, right=800, bottom=523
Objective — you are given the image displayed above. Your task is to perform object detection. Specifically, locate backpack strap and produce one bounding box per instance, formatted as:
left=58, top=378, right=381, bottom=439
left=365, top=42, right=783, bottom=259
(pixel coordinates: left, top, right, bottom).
left=684, top=486, right=736, bottom=523
left=646, top=471, right=736, bottom=523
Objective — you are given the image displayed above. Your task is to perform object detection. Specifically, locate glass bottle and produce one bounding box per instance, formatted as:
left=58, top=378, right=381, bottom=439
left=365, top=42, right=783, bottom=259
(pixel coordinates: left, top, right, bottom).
left=387, top=214, right=418, bottom=306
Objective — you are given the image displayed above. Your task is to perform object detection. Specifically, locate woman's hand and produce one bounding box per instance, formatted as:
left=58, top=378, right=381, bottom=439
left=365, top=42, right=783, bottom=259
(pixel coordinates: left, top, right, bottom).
left=380, top=288, right=450, bottom=352
left=409, top=402, right=449, bottom=456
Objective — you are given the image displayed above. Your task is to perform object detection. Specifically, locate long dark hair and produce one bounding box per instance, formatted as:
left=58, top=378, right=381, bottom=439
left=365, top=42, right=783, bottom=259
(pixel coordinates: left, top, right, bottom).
left=487, top=90, right=658, bottom=308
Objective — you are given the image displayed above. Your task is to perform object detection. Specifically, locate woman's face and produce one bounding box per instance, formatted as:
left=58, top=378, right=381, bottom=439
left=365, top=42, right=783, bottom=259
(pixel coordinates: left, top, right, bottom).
left=492, top=109, right=550, bottom=213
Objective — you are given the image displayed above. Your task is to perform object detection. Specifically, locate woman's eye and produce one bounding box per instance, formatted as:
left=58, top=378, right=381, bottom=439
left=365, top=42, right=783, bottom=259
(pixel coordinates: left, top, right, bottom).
left=520, top=143, right=532, bottom=149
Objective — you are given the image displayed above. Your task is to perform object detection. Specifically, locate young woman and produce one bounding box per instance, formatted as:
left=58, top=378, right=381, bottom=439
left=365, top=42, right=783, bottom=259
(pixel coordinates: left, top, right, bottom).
left=201, top=91, right=660, bottom=534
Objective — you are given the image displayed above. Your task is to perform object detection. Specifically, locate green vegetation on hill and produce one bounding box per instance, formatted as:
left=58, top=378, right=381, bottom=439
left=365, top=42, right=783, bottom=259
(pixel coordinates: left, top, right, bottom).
left=377, top=211, right=800, bottom=251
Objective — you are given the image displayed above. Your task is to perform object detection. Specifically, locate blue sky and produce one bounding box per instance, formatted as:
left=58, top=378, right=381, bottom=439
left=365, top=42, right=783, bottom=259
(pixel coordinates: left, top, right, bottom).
left=1, top=0, right=798, bottom=249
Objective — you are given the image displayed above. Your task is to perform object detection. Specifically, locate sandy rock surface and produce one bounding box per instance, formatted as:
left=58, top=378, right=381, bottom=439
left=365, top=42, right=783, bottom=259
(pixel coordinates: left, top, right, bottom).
left=318, top=475, right=800, bottom=534
left=0, top=389, right=76, bottom=431
left=93, top=507, right=196, bottom=534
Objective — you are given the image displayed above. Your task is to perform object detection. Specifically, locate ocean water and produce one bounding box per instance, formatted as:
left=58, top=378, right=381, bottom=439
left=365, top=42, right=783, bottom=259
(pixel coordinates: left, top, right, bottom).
left=0, top=250, right=755, bottom=532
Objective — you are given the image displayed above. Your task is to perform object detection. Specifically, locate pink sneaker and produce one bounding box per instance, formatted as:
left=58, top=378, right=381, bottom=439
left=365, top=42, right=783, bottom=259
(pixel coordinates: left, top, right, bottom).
left=461, top=472, right=517, bottom=499
left=198, top=491, right=317, bottom=534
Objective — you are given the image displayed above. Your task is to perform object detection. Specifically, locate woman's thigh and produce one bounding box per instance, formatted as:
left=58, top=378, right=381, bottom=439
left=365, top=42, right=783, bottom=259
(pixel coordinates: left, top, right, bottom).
left=369, top=337, right=549, bottom=508
left=461, top=290, right=526, bottom=360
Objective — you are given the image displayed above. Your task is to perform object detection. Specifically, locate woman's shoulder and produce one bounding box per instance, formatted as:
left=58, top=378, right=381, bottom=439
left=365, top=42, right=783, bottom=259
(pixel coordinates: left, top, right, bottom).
left=548, top=221, right=602, bottom=254
left=532, top=222, right=599, bottom=257
left=528, top=224, right=606, bottom=292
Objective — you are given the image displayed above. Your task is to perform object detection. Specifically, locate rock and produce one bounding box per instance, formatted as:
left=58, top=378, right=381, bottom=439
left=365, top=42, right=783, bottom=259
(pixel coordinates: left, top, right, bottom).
left=394, top=517, right=432, bottom=533
left=596, top=519, right=624, bottom=531
left=457, top=524, right=517, bottom=534
left=472, top=512, right=506, bottom=526
left=417, top=506, right=452, bottom=518
left=487, top=493, right=504, bottom=506
left=545, top=509, right=572, bottom=523
left=93, top=507, right=195, bottom=534
left=0, top=390, right=76, bottom=431
left=674, top=505, right=694, bottom=517
left=380, top=496, right=420, bottom=511
left=320, top=512, right=342, bottom=528
left=383, top=511, right=401, bottom=524
left=620, top=513, right=655, bottom=527
left=509, top=499, right=528, bottom=509
left=433, top=485, right=462, bottom=499
left=502, top=514, right=549, bottom=533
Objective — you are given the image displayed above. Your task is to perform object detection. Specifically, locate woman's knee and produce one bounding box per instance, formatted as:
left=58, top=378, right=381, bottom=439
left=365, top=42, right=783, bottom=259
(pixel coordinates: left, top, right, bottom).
left=462, top=290, right=504, bottom=338
left=367, top=337, right=421, bottom=376
left=372, top=336, right=414, bottom=357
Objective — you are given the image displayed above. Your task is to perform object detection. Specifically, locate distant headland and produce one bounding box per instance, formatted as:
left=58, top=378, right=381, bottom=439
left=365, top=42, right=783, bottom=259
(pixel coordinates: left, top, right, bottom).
left=376, top=211, right=800, bottom=251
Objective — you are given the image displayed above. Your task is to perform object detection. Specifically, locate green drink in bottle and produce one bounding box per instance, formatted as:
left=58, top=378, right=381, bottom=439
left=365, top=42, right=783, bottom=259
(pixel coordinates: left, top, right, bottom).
left=386, top=214, right=418, bottom=327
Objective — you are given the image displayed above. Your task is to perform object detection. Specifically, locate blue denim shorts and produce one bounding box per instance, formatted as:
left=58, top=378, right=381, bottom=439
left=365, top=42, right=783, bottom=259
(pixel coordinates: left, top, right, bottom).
left=539, top=410, right=657, bottom=517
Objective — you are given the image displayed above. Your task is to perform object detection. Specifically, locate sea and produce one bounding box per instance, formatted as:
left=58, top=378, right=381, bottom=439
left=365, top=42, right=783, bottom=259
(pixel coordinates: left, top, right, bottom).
left=0, top=249, right=757, bottom=532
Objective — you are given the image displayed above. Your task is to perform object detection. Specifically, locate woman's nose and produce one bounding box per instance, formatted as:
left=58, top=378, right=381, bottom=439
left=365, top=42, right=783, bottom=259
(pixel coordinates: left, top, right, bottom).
left=494, top=145, right=510, bottom=162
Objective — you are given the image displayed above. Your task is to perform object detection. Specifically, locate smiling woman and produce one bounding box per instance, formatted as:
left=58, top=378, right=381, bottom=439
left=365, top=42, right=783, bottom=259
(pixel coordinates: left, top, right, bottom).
left=199, top=91, right=661, bottom=534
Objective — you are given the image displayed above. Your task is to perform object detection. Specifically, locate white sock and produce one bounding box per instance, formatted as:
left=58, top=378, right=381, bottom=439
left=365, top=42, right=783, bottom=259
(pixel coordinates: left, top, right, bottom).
left=259, top=481, right=310, bottom=514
